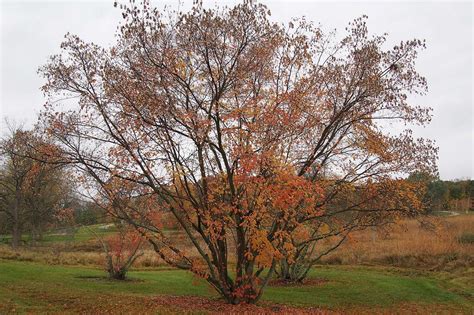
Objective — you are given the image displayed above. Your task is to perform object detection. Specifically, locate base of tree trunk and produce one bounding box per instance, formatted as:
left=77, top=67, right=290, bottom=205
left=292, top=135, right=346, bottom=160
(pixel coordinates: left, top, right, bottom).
left=108, top=271, right=127, bottom=280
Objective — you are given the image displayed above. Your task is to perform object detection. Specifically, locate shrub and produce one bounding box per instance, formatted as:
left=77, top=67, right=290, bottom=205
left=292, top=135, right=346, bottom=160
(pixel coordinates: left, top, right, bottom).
left=101, top=227, right=144, bottom=280
left=458, top=233, right=474, bottom=244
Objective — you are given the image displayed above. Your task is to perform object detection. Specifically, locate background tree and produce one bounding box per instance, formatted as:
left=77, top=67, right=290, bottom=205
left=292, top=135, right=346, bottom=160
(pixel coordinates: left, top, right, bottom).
left=408, top=171, right=473, bottom=213
left=72, top=200, right=106, bottom=226
left=0, top=124, right=70, bottom=248
left=39, top=0, right=436, bottom=303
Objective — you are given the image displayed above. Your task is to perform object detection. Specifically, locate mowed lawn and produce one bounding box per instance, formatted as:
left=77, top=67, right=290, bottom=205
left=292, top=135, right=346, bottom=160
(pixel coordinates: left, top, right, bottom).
left=0, top=260, right=472, bottom=313
left=0, top=224, right=118, bottom=245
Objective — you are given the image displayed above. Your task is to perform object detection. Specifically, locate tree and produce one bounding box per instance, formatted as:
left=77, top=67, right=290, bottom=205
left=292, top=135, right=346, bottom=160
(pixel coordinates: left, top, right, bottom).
left=39, top=1, right=436, bottom=303
left=0, top=124, right=69, bottom=248
left=73, top=200, right=106, bottom=226
left=96, top=221, right=144, bottom=280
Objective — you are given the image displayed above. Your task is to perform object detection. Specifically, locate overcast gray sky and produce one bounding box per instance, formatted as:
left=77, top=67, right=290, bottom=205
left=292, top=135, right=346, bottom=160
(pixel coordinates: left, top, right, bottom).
left=1, top=0, right=472, bottom=180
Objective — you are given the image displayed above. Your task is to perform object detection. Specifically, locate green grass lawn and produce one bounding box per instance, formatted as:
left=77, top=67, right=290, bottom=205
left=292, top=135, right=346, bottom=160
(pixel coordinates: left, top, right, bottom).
left=0, top=259, right=472, bottom=313
left=0, top=223, right=118, bottom=244
left=0, top=224, right=182, bottom=245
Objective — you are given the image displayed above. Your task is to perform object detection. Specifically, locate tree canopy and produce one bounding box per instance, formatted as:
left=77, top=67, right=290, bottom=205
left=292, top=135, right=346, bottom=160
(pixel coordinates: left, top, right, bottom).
left=39, top=0, right=437, bottom=303
left=0, top=125, right=71, bottom=247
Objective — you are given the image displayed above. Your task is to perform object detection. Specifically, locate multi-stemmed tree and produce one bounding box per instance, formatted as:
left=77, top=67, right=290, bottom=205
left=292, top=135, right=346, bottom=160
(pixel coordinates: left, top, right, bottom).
left=39, top=0, right=436, bottom=303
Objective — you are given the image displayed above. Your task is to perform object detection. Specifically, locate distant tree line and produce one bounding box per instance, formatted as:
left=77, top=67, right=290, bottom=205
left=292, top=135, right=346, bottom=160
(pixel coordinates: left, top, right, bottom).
left=408, top=172, right=473, bottom=212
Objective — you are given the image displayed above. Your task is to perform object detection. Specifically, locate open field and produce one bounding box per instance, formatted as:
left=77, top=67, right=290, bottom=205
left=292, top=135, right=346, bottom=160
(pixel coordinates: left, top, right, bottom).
left=2, top=215, right=473, bottom=270
left=0, top=214, right=473, bottom=313
left=0, top=223, right=118, bottom=244
left=322, top=214, right=474, bottom=270
left=0, top=260, right=472, bottom=314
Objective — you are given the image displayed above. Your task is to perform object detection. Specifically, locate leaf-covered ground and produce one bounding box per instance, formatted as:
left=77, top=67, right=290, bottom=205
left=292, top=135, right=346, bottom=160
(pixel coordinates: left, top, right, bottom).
left=0, top=260, right=472, bottom=314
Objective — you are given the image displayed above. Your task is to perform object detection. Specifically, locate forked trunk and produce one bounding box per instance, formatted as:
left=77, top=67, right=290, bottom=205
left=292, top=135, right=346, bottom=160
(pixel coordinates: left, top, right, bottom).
left=205, top=257, right=277, bottom=305
left=276, top=258, right=312, bottom=283
left=108, top=268, right=127, bottom=280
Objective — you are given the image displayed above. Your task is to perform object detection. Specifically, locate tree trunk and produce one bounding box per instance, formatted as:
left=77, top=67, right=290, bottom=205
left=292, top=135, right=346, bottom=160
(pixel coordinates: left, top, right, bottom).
left=30, top=230, right=36, bottom=246
left=278, top=259, right=291, bottom=280
left=12, top=186, right=21, bottom=249
left=277, top=257, right=310, bottom=283
left=12, top=222, right=21, bottom=250
left=109, top=269, right=127, bottom=280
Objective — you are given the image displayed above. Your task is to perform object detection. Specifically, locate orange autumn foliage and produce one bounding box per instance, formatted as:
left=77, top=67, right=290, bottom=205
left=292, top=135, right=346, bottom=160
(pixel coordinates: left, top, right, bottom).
left=39, top=0, right=436, bottom=303
left=101, top=225, right=143, bottom=280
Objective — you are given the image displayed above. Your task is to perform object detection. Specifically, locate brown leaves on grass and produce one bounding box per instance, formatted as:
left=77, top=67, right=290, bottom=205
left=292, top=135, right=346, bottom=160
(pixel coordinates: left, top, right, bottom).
left=7, top=284, right=334, bottom=314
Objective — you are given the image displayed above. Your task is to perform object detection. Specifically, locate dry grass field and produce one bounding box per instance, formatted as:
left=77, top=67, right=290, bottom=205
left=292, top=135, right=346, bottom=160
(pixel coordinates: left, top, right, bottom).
left=321, top=214, right=474, bottom=270
left=1, top=214, right=473, bottom=271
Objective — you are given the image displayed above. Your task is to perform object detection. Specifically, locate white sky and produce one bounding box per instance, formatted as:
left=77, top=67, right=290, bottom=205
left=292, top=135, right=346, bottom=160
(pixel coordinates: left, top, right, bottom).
left=0, top=0, right=473, bottom=180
